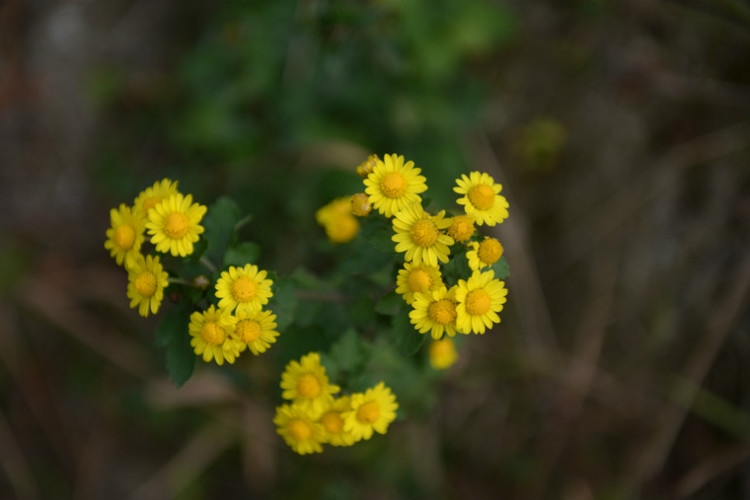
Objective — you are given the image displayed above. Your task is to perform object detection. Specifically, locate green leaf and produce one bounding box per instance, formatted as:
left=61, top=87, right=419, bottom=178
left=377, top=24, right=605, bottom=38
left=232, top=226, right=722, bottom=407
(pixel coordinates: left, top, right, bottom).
left=441, top=245, right=472, bottom=286
left=202, top=196, right=241, bottom=266
left=223, top=241, right=260, bottom=267
left=375, top=290, right=403, bottom=316
left=390, top=306, right=426, bottom=356
left=492, top=256, right=510, bottom=280
left=269, top=276, right=298, bottom=331
left=155, top=302, right=195, bottom=387
left=328, top=328, right=367, bottom=373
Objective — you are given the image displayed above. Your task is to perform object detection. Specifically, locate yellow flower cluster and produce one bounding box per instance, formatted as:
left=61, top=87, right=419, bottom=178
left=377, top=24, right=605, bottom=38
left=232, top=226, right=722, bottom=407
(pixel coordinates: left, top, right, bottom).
left=315, top=197, right=360, bottom=244
left=359, top=155, right=510, bottom=346
left=104, top=179, right=205, bottom=317
left=274, top=352, right=399, bottom=454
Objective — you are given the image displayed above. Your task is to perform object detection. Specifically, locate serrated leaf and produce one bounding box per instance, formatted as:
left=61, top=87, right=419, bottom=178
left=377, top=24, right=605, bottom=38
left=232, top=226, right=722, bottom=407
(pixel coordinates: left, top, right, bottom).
left=202, top=196, right=241, bottom=266
left=223, top=241, right=260, bottom=267
left=375, top=290, right=403, bottom=316
left=154, top=301, right=190, bottom=348
left=268, top=276, right=298, bottom=331
left=390, top=307, right=426, bottom=356
left=328, top=329, right=366, bottom=373
left=492, top=256, right=510, bottom=280
left=154, top=302, right=195, bottom=387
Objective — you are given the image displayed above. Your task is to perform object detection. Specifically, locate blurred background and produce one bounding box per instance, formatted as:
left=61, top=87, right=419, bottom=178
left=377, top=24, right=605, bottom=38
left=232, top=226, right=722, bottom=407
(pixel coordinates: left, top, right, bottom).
left=2, top=0, right=750, bottom=498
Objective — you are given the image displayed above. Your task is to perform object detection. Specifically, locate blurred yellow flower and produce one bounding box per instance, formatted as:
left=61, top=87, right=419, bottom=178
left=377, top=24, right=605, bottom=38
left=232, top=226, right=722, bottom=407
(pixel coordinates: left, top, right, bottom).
left=343, top=382, right=399, bottom=441
left=429, top=338, right=458, bottom=370
left=274, top=403, right=325, bottom=455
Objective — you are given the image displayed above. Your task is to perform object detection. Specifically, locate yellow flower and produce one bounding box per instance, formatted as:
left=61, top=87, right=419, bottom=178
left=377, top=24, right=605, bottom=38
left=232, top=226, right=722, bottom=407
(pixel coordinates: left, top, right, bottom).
left=104, top=204, right=146, bottom=268
left=395, top=261, right=443, bottom=305
left=350, top=193, right=372, bottom=217
left=467, top=237, right=504, bottom=271
left=280, top=352, right=341, bottom=417
left=319, top=396, right=358, bottom=447
left=409, top=286, right=459, bottom=339
left=356, top=154, right=380, bottom=178
left=454, top=171, right=509, bottom=226
left=343, top=382, right=399, bottom=441
left=215, top=264, right=273, bottom=315
left=274, top=403, right=325, bottom=455
left=232, top=308, right=279, bottom=355
left=133, top=178, right=180, bottom=217
left=188, top=305, right=241, bottom=365
left=446, top=214, right=475, bottom=243
left=364, top=154, right=427, bottom=217
left=146, top=193, right=207, bottom=257
left=455, top=270, right=508, bottom=334
left=126, top=254, right=169, bottom=317
left=429, top=338, right=458, bottom=370
left=316, top=197, right=360, bottom=244
left=392, top=203, right=453, bottom=266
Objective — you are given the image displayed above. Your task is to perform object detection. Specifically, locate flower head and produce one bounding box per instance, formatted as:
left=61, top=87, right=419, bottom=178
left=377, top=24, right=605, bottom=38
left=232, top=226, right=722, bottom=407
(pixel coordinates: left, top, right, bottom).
left=429, top=338, right=459, bottom=370
left=146, top=193, right=207, bottom=257
left=280, top=352, right=340, bottom=417
left=274, top=403, right=326, bottom=455
left=319, top=396, right=358, bottom=447
left=395, top=261, right=443, bottom=305
left=126, top=254, right=169, bottom=317
left=188, top=305, right=241, bottom=365
left=446, top=214, right=475, bottom=243
left=104, top=204, right=146, bottom=268
left=133, top=178, right=180, bottom=217
left=364, top=154, right=427, bottom=217
left=409, top=286, right=459, bottom=339
left=215, top=264, right=273, bottom=315
left=392, top=203, right=453, bottom=266
left=232, top=308, right=279, bottom=355
left=467, top=237, right=504, bottom=271
left=455, top=270, right=508, bottom=334
left=316, top=197, right=359, bottom=244
left=454, top=172, right=509, bottom=226
left=343, top=382, right=399, bottom=441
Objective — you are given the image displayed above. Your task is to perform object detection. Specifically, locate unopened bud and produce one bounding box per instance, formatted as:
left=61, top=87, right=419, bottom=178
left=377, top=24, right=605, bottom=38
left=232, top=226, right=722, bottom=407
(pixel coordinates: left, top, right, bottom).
left=350, top=193, right=373, bottom=216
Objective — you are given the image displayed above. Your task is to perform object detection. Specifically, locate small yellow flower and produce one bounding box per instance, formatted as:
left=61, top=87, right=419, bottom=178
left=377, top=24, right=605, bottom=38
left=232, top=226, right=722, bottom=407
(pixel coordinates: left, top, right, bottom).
left=215, top=264, right=273, bottom=315
left=316, top=197, right=360, bottom=244
left=446, top=214, right=475, bottom=243
left=455, top=270, right=508, bottom=334
left=126, top=254, right=169, bottom=317
left=392, top=203, right=453, bottom=266
left=364, top=154, right=427, bottom=217
left=188, top=305, right=241, bottom=365
left=146, top=193, right=207, bottom=257
left=343, top=382, right=399, bottom=441
left=395, top=261, right=443, bottom=305
left=467, top=237, right=504, bottom=271
left=319, top=396, right=358, bottom=447
left=409, top=286, right=459, bottom=339
left=280, top=352, right=341, bottom=417
left=356, top=154, right=380, bottom=178
left=104, top=204, right=146, bottom=268
left=133, top=178, right=180, bottom=217
left=429, top=338, right=458, bottom=370
left=454, top=171, right=509, bottom=226
left=232, top=308, right=279, bottom=355
left=274, top=403, right=326, bottom=455
left=350, top=193, right=373, bottom=217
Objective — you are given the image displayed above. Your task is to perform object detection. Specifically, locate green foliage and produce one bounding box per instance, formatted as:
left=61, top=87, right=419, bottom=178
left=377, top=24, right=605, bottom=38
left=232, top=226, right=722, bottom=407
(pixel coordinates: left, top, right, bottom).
left=155, top=301, right=195, bottom=387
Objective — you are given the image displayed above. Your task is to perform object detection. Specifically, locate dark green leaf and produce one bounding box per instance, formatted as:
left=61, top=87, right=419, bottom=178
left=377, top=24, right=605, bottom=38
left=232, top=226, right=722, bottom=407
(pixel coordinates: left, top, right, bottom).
left=223, top=241, right=260, bottom=267
left=492, top=256, right=510, bottom=280
left=202, top=196, right=241, bottom=266
left=269, top=276, right=298, bottom=331
left=375, top=290, right=403, bottom=316
left=328, top=328, right=367, bottom=373
left=154, top=302, right=195, bottom=387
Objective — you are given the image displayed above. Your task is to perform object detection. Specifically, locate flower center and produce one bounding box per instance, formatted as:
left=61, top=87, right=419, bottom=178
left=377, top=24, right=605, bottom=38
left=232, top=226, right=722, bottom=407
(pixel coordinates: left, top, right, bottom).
left=465, top=289, right=491, bottom=316
left=163, top=212, right=190, bottom=239
left=356, top=401, right=380, bottom=424
left=297, top=373, right=322, bottom=399
left=200, top=321, right=225, bottom=346
left=231, top=276, right=257, bottom=302
left=134, top=271, right=157, bottom=297
left=320, top=412, right=344, bottom=434
left=428, top=299, right=457, bottom=325
left=410, top=219, right=438, bottom=247
left=407, top=269, right=432, bottom=292
left=114, top=224, right=136, bottom=250
left=288, top=419, right=312, bottom=441
left=478, top=239, right=503, bottom=265
left=142, top=196, right=161, bottom=213
left=468, top=184, right=495, bottom=211
left=236, top=319, right=261, bottom=343
left=380, top=172, right=407, bottom=198
left=448, top=216, right=474, bottom=242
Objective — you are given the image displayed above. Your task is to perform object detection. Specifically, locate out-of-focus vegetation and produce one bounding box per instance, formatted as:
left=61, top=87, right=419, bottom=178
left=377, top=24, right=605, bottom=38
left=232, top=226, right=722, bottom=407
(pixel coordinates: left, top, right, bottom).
left=2, top=0, right=750, bottom=498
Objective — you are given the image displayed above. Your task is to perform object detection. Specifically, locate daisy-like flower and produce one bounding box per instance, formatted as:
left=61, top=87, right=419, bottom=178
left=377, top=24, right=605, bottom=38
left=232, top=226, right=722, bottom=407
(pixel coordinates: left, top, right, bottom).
left=466, top=237, right=504, bottom=271
left=280, top=352, right=341, bottom=417
left=126, top=254, right=169, bottom=317
left=356, top=154, right=380, bottom=178
left=364, top=154, right=427, bottom=217
left=146, top=193, right=207, bottom=257
left=104, top=204, right=146, bottom=268
left=392, top=203, right=453, bottom=266
left=316, top=197, right=360, bottom=244
left=319, top=396, right=358, bottom=447
left=274, top=403, right=325, bottom=455
left=446, top=214, right=475, bottom=243
left=395, top=261, right=443, bottom=305
left=454, top=270, right=508, bottom=335
left=133, top=178, right=180, bottom=217
left=188, top=305, right=241, bottom=365
left=232, top=308, right=279, bottom=355
left=215, top=264, right=273, bottom=315
left=454, top=171, right=509, bottom=226
left=410, top=286, right=459, bottom=339
left=429, top=338, right=459, bottom=370
left=342, top=382, right=399, bottom=441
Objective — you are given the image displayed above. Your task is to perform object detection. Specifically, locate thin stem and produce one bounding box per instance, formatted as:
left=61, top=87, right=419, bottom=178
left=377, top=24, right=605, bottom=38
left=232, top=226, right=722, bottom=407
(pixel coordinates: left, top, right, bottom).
left=168, top=277, right=195, bottom=287
left=200, top=256, right=217, bottom=273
